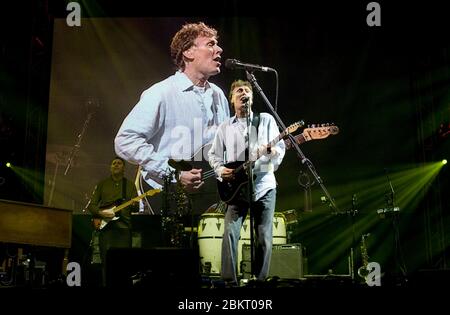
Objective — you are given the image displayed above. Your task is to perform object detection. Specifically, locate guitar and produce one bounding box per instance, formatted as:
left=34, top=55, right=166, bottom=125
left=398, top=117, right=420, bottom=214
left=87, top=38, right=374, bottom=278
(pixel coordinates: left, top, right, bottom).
left=92, top=188, right=161, bottom=230
left=217, top=123, right=339, bottom=203
left=168, top=121, right=303, bottom=180
left=216, top=121, right=303, bottom=203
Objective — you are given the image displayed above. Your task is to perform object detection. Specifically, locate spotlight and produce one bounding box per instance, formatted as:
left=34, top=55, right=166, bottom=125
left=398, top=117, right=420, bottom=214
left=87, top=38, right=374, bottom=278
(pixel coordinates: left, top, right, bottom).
left=6, top=162, right=11, bottom=168
left=442, top=159, right=448, bottom=165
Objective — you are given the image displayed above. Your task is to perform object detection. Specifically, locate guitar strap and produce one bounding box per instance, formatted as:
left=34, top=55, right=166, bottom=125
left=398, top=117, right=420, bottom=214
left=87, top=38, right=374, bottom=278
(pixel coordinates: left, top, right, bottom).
left=252, top=112, right=261, bottom=133
left=122, top=178, right=127, bottom=202
left=245, top=113, right=260, bottom=159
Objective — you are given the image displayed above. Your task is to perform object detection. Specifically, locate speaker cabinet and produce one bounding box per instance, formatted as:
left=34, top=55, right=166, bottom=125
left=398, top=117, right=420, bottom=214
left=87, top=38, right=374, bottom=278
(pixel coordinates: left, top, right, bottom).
left=131, top=215, right=163, bottom=248
left=241, top=243, right=304, bottom=280
left=105, top=247, right=200, bottom=288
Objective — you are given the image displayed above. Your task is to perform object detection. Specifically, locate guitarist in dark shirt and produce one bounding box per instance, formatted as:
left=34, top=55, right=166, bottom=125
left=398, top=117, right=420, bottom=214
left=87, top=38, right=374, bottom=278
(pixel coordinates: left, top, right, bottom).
left=86, top=157, right=138, bottom=286
left=208, top=80, right=286, bottom=286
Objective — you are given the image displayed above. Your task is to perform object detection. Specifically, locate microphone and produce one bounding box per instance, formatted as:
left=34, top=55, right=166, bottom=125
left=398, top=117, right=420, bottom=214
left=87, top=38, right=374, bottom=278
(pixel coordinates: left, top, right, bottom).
left=241, top=96, right=249, bottom=103
left=241, top=96, right=250, bottom=113
left=225, top=59, right=274, bottom=72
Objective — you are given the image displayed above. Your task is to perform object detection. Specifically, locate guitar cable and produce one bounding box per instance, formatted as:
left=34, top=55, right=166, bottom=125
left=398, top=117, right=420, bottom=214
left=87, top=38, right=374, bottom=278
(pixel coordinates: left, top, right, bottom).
left=139, top=172, right=155, bottom=215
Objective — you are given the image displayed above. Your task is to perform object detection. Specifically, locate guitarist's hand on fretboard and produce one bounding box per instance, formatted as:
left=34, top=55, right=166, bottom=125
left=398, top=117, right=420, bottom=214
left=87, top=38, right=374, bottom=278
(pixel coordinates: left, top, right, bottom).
left=179, top=168, right=204, bottom=192
left=256, top=144, right=278, bottom=158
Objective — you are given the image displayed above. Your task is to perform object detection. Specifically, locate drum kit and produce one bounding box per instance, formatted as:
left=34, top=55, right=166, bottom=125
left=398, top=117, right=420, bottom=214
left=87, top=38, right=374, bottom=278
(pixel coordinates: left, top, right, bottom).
left=197, top=205, right=299, bottom=276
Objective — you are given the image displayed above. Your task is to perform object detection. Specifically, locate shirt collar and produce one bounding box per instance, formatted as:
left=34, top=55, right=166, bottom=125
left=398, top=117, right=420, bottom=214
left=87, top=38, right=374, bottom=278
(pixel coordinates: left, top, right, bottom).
left=231, top=112, right=254, bottom=123
left=175, top=71, right=211, bottom=92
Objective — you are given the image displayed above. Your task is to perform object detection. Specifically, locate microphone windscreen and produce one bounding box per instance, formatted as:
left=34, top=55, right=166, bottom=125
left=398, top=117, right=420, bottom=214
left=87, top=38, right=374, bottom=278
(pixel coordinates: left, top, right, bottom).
left=225, top=59, right=236, bottom=69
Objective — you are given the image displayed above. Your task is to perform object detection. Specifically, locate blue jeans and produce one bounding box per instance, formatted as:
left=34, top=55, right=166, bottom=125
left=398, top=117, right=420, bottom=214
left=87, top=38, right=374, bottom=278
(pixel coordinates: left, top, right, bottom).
left=221, top=189, right=276, bottom=283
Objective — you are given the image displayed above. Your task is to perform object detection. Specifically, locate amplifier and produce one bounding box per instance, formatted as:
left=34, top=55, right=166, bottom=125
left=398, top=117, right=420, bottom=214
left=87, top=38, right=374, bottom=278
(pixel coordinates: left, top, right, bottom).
left=241, top=243, right=304, bottom=280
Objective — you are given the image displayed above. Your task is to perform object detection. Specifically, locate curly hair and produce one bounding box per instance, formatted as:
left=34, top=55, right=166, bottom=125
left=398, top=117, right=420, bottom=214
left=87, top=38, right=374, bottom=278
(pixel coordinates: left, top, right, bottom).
left=170, top=22, right=218, bottom=71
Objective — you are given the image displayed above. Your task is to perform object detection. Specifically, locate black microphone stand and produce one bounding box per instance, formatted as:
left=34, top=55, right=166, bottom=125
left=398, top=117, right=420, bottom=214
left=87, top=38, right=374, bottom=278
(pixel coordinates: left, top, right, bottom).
left=64, top=98, right=98, bottom=176
left=378, top=169, right=407, bottom=282
left=349, top=194, right=358, bottom=280
left=245, top=70, right=339, bottom=213
left=243, top=102, right=257, bottom=280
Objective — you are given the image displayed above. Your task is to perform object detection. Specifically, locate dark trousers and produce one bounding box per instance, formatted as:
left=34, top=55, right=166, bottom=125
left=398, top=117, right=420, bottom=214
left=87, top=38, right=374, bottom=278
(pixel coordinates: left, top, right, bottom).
left=98, top=221, right=131, bottom=287
left=221, top=189, right=276, bottom=284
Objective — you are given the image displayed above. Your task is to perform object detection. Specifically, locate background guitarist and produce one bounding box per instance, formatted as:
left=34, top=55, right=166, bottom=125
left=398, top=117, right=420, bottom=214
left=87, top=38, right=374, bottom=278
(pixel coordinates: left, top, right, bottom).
left=208, top=80, right=286, bottom=286
left=86, top=157, right=138, bottom=286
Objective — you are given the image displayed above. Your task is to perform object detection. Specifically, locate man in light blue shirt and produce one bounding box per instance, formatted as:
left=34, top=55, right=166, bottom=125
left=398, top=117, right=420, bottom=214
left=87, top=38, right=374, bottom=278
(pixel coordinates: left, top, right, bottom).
left=208, top=80, right=286, bottom=286
left=114, top=22, right=229, bottom=215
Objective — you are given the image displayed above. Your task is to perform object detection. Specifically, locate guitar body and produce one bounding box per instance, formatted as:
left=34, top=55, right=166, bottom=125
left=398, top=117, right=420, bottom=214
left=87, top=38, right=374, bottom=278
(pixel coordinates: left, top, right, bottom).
left=91, top=200, right=123, bottom=231
left=91, top=189, right=160, bottom=230
left=216, top=161, right=250, bottom=204
left=91, top=216, right=118, bottom=231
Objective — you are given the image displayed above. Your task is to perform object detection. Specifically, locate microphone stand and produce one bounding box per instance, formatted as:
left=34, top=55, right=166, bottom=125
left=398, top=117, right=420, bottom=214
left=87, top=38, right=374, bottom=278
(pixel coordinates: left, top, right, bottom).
left=64, top=99, right=98, bottom=176
left=161, top=169, right=175, bottom=247
left=348, top=194, right=358, bottom=280
left=244, top=102, right=256, bottom=280
left=378, top=169, right=407, bottom=281
left=245, top=70, right=339, bottom=213
left=47, top=151, right=65, bottom=207
left=298, top=170, right=314, bottom=212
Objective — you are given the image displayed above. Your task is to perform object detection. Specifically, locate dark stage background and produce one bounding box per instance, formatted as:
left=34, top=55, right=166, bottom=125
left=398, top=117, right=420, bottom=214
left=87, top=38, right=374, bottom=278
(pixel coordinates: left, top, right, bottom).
left=1, top=1, right=449, bottom=278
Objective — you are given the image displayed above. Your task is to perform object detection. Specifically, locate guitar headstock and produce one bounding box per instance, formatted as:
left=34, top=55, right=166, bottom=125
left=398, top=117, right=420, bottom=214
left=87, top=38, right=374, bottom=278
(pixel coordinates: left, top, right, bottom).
left=302, top=123, right=339, bottom=141
left=285, top=120, right=305, bottom=135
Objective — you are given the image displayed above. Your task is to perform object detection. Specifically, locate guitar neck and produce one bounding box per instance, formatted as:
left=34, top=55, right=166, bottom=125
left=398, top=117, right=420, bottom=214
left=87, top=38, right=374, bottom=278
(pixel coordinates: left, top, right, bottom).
left=234, top=131, right=287, bottom=173
left=255, top=130, right=288, bottom=160
left=112, top=189, right=160, bottom=213
left=284, top=133, right=306, bottom=150
left=268, top=132, right=285, bottom=149
left=113, top=199, right=135, bottom=213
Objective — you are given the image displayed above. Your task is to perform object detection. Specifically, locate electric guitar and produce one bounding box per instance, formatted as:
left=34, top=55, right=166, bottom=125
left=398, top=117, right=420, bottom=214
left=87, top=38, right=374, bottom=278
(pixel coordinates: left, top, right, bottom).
left=92, top=188, right=161, bottom=230
left=216, top=121, right=303, bottom=203
left=217, top=124, right=339, bottom=203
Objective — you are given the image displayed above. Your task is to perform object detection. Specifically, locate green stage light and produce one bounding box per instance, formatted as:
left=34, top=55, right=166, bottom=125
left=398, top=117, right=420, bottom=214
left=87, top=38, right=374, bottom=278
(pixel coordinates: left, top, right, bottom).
left=6, top=162, right=11, bottom=168
left=442, top=159, right=447, bottom=165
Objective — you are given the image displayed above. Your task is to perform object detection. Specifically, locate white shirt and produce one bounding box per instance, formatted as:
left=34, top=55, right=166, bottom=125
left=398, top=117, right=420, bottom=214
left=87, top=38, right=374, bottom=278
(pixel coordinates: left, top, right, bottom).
left=208, top=112, right=286, bottom=201
left=114, top=71, right=230, bottom=188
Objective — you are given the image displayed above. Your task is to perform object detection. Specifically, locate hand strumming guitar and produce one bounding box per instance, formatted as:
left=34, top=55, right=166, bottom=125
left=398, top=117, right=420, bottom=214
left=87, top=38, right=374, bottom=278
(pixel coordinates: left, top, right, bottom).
left=221, top=167, right=235, bottom=181
left=179, top=168, right=204, bottom=192
left=99, top=207, right=116, bottom=218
